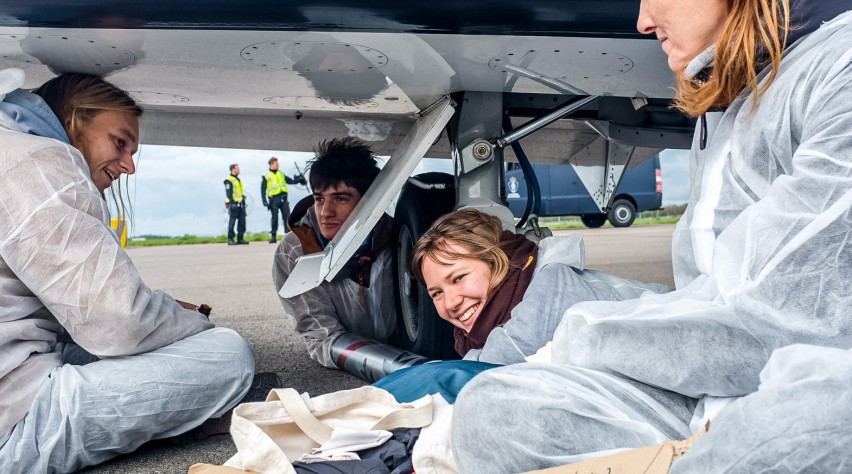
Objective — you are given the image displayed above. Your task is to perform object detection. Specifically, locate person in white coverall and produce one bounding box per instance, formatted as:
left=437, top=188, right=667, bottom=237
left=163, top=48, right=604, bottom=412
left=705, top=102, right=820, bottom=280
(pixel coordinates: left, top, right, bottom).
left=0, top=71, right=255, bottom=473
left=272, top=137, right=398, bottom=369
left=452, top=0, right=852, bottom=472
left=411, top=208, right=668, bottom=364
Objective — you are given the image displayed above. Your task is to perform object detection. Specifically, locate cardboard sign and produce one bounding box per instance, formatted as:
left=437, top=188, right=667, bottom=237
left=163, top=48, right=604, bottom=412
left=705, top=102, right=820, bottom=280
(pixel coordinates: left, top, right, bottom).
left=524, top=426, right=708, bottom=474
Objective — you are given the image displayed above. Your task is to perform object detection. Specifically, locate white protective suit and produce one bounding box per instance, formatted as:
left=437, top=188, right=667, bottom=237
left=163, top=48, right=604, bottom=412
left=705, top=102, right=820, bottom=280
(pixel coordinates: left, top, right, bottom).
left=0, top=76, right=253, bottom=472
left=671, top=344, right=852, bottom=473
left=453, top=7, right=852, bottom=473
left=464, top=235, right=669, bottom=365
left=549, top=9, right=852, bottom=398
left=273, top=198, right=398, bottom=368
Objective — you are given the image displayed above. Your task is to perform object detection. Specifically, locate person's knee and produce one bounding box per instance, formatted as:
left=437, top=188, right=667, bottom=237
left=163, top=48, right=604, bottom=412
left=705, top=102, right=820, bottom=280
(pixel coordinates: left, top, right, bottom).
left=197, top=328, right=255, bottom=390
left=218, top=327, right=254, bottom=368
left=218, top=326, right=252, bottom=351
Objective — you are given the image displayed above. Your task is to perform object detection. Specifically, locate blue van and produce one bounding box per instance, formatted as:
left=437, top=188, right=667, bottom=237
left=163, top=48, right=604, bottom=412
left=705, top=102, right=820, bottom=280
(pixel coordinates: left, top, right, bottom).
left=505, top=155, right=663, bottom=228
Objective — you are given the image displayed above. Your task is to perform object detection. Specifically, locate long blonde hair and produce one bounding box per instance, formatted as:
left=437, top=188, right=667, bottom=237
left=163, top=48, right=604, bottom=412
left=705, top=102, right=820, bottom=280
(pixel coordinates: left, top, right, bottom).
left=34, top=73, right=143, bottom=227
left=675, top=0, right=790, bottom=116
left=411, top=208, right=509, bottom=294
left=34, top=73, right=142, bottom=150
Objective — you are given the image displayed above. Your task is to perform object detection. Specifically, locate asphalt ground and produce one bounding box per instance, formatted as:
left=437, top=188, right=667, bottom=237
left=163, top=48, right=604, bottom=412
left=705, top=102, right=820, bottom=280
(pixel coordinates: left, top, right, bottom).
left=80, top=224, right=676, bottom=473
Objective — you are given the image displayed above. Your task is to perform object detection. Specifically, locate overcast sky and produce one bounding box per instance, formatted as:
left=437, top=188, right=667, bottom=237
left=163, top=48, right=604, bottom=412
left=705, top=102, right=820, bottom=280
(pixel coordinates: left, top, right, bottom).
left=124, top=145, right=690, bottom=237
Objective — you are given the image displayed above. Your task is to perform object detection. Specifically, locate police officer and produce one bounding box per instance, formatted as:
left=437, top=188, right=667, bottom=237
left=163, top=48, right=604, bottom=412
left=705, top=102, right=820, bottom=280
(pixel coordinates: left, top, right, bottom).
left=261, top=157, right=305, bottom=243
left=224, top=163, right=248, bottom=245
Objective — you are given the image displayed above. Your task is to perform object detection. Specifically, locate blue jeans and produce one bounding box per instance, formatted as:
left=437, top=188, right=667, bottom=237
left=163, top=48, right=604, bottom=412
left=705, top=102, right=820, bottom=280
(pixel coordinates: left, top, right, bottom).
left=374, top=360, right=499, bottom=404
left=0, top=327, right=254, bottom=474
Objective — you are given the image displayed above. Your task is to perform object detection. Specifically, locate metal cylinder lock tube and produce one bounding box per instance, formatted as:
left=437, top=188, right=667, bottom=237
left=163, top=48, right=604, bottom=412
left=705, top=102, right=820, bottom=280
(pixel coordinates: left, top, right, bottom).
left=329, top=333, right=431, bottom=382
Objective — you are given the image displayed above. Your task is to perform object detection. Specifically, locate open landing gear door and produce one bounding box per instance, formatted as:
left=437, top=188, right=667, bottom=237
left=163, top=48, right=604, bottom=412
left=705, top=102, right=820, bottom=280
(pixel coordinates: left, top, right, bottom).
left=279, top=96, right=455, bottom=298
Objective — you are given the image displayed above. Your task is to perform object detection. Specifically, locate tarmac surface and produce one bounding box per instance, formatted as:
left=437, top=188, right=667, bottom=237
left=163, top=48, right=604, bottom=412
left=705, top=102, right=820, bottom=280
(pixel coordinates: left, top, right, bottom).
left=80, top=224, right=676, bottom=473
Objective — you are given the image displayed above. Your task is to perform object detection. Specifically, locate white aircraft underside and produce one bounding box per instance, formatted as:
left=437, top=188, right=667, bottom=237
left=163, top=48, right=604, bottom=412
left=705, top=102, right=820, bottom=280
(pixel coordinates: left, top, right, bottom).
left=0, top=28, right=678, bottom=157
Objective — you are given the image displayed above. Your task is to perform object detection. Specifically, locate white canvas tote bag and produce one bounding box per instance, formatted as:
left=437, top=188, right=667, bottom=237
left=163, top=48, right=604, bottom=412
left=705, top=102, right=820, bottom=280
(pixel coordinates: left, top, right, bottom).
left=226, top=386, right=434, bottom=474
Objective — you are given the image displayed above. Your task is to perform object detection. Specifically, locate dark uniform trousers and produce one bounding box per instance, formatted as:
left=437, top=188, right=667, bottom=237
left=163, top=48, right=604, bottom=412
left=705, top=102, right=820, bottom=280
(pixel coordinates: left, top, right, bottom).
left=228, top=202, right=247, bottom=241
left=269, top=193, right=290, bottom=235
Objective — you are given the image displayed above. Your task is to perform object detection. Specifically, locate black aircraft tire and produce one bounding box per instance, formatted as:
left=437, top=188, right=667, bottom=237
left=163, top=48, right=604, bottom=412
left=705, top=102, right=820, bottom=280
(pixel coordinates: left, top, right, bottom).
left=392, top=173, right=458, bottom=360
left=581, top=214, right=607, bottom=228
left=608, top=199, right=636, bottom=227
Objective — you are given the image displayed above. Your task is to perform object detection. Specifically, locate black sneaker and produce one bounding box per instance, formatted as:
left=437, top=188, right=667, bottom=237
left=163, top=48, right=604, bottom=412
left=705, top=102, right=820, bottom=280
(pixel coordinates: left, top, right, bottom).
left=240, top=371, right=282, bottom=403
left=227, top=239, right=237, bottom=246
left=152, top=412, right=232, bottom=446
left=237, top=240, right=249, bottom=245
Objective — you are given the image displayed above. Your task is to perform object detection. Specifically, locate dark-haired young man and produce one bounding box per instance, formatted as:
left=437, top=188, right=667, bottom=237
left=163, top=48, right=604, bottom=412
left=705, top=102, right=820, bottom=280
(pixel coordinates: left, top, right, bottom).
left=272, top=137, right=397, bottom=368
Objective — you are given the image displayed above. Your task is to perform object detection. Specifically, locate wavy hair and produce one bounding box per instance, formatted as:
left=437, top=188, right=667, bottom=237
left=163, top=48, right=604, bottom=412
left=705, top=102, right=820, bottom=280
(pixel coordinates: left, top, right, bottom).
left=675, top=0, right=790, bottom=116
left=307, top=137, right=381, bottom=196
left=34, top=73, right=142, bottom=152
left=411, top=208, right=509, bottom=294
left=34, top=73, right=143, bottom=229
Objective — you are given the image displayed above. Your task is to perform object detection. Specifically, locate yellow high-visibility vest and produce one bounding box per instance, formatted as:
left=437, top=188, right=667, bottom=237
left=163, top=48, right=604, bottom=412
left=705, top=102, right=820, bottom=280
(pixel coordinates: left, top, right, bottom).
left=265, top=170, right=289, bottom=197
left=225, top=175, right=244, bottom=203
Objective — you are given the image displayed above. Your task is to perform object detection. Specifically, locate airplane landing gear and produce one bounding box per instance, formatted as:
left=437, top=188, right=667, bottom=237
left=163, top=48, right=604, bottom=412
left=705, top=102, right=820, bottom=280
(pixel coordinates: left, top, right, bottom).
left=392, top=172, right=458, bottom=360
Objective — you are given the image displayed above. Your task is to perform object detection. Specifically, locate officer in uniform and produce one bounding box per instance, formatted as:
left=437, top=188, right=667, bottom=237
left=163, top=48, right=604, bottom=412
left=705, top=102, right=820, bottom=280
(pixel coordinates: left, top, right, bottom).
left=261, top=156, right=305, bottom=243
left=224, top=163, right=248, bottom=245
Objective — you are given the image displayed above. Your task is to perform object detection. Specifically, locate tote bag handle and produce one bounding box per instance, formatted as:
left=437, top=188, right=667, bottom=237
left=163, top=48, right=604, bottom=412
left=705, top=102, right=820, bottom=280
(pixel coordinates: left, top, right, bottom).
left=273, top=388, right=334, bottom=444
left=269, top=387, right=434, bottom=445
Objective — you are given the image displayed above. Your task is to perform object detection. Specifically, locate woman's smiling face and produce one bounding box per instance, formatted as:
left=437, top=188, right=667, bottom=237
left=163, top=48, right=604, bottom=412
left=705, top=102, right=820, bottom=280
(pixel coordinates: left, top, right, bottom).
left=421, top=243, right=493, bottom=333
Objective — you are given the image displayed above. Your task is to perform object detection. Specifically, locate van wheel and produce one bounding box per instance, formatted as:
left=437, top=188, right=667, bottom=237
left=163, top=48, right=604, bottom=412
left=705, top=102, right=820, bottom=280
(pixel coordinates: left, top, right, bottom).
left=393, top=173, right=458, bottom=360
left=581, top=214, right=607, bottom=228
left=608, top=199, right=636, bottom=227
